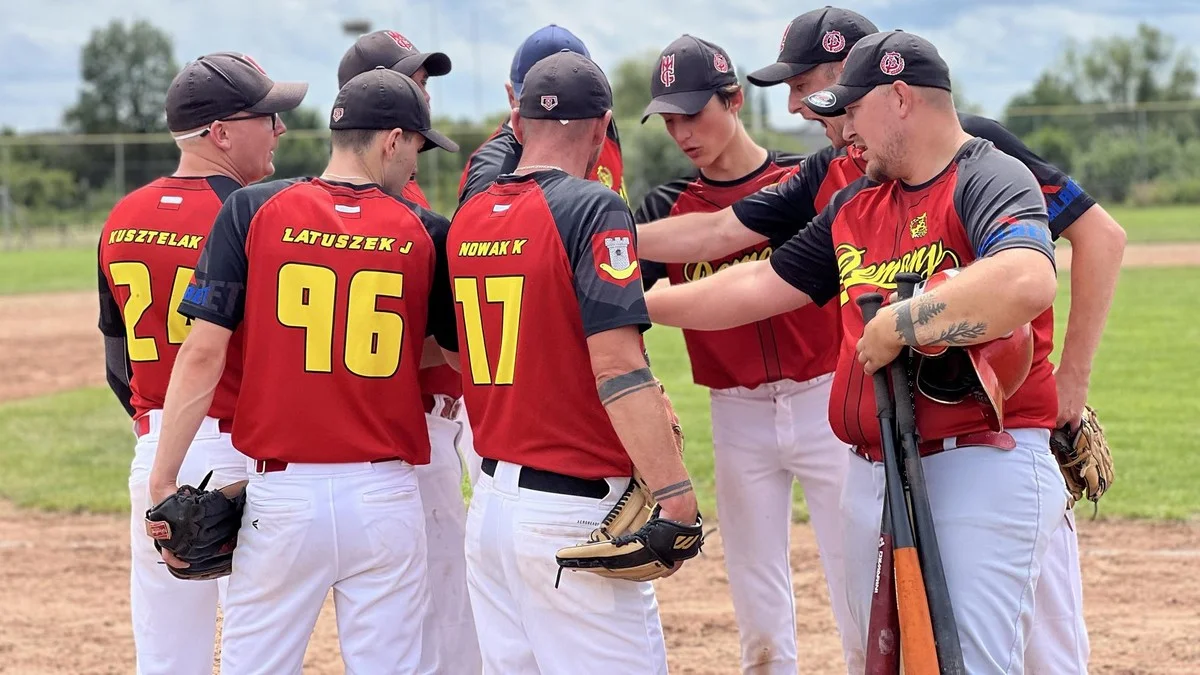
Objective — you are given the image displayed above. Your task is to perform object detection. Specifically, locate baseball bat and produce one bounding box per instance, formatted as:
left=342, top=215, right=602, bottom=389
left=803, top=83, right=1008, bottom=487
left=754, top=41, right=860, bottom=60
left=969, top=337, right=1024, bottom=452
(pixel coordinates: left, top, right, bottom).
left=891, top=273, right=966, bottom=674
left=857, top=293, right=938, bottom=675
left=865, top=495, right=900, bottom=674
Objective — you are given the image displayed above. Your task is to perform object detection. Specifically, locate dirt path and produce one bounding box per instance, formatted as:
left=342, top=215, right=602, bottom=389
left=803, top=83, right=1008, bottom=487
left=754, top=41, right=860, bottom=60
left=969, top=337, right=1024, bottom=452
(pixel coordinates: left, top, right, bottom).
left=1056, top=241, right=1200, bottom=270
left=2, top=501, right=1197, bottom=674
left=0, top=291, right=105, bottom=403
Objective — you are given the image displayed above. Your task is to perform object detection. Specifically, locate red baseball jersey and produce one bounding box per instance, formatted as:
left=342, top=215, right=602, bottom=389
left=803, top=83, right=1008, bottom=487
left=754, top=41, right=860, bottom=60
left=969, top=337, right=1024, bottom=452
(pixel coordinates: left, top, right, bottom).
left=97, top=176, right=245, bottom=421
left=179, top=178, right=454, bottom=465
left=399, top=177, right=463, bottom=401
left=457, top=120, right=626, bottom=207
left=634, top=151, right=838, bottom=390
left=438, top=171, right=649, bottom=479
left=733, top=114, right=1099, bottom=409
left=768, top=138, right=1058, bottom=448
left=401, top=178, right=430, bottom=209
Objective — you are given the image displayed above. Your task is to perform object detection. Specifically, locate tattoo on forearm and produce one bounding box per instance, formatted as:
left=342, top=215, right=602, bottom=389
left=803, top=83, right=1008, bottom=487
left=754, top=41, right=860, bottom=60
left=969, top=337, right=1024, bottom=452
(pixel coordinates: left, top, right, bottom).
left=598, top=367, right=657, bottom=406
left=892, top=299, right=918, bottom=346
left=914, top=296, right=947, bottom=326
left=934, top=321, right=989, bottom=345
left=652, top=479, right=694, bottom=501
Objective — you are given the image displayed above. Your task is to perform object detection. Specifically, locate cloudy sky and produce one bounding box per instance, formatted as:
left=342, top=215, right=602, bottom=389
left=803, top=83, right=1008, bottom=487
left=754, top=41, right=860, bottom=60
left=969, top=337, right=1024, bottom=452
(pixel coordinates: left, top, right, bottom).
left=3, top=0, right=1199, bottom=134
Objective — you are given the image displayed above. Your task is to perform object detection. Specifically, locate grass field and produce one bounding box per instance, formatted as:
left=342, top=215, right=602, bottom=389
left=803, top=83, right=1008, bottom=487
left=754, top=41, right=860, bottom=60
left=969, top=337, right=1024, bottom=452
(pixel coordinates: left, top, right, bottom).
left=0, top=266, right=1196, bottom=520
left=0, top=247, right=96, bottom=295
left=0, top=204, right=1196, bottom=296
left=1107, top=204, right=1200, bottom=244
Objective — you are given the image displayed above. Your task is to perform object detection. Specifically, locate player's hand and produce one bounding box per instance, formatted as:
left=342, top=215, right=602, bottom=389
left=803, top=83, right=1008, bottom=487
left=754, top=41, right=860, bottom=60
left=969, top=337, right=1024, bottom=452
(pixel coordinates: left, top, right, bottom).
left=147, top=476, right=191, bottom=569
left=1054, top=363, right=1090, bottom=429
left=654, top=494, right=700, bottom=579
left=857, top=304, right=905, bottom=375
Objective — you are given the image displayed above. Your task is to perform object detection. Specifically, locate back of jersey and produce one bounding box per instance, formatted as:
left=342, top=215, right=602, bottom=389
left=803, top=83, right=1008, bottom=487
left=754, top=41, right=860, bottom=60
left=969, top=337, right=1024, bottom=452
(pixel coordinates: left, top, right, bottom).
left=182, top=178, right=444, bottom=466
left=446, top=171, right=648, bottom=479
left=98, top=176, right=244, bottom=420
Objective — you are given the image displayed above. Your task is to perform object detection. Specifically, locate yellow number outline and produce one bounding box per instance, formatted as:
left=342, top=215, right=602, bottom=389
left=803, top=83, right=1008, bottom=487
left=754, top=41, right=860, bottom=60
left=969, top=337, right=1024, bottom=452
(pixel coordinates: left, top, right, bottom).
left=108, top=261, right=196, bottom=362
left=276, top=263, right=407, bottom=378
left=453, top=275, right=525, bottom=386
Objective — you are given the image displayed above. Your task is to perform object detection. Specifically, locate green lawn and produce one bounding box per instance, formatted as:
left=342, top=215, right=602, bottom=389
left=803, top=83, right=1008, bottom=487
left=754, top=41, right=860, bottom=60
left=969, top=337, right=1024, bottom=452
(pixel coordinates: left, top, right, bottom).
left=0, top=268, right=1196, bottom=520
left=1105, top=204, right=1200, bottom=243
left=0, top=247, right=96, bottom=295
left=0, top=387, right=132, bottom=512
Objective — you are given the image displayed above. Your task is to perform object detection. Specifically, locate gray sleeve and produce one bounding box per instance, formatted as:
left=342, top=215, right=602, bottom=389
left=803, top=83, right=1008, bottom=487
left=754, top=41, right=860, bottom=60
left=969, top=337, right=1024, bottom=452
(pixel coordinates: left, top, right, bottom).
left=954, top=147, right=1055, bottom=266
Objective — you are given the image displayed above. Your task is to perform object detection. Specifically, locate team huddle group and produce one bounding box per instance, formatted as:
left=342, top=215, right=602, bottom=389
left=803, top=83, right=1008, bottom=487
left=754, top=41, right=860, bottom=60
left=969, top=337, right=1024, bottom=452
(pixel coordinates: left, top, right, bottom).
left=96, top=6, right=1124, bottom=675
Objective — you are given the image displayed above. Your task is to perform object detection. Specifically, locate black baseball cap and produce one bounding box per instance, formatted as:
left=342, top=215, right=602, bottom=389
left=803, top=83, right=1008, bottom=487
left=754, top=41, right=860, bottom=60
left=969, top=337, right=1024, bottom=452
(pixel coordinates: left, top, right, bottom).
left=518, top=50, right=613, bottom=121
left=166, top=52, right=308, bottom=133
left=337, top=30, right=452, bottom=88
left=804, top=31, right=953, bottom=117
left=747, top=7, right=878, bottom=87
left=330, top=67, right=459, bottom=153
left=640, top=35, right=739, bottom=124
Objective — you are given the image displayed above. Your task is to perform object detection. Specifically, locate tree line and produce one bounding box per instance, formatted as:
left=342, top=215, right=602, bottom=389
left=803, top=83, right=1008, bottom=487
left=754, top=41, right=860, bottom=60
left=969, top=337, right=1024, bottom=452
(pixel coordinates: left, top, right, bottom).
left=2, top=19, right=1198, bottom=229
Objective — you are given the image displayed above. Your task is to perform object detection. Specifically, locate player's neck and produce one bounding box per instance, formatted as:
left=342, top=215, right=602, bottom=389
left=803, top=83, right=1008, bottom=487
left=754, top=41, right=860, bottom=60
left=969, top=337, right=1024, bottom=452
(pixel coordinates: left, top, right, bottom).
left=517, top=144, right=590, bottom=178
left=323, top=151, right=383, bottom=187
left=173, top=152, right=247, bottom=186
left=700, top=130, right=768, bottom=183
left=899, top=115, right=973, bottom=186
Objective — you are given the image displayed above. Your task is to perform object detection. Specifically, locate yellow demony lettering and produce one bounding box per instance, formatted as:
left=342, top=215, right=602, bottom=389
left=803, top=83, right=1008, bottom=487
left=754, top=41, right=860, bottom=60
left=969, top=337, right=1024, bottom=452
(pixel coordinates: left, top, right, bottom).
left=836, top=241, right=961, bottom=304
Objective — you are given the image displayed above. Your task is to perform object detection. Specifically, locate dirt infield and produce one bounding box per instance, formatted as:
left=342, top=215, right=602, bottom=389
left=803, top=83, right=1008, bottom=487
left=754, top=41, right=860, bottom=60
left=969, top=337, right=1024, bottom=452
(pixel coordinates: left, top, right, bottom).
left=2, top=500, right=1199, bottom=674
left=2, top=243, right=1199, bottom=673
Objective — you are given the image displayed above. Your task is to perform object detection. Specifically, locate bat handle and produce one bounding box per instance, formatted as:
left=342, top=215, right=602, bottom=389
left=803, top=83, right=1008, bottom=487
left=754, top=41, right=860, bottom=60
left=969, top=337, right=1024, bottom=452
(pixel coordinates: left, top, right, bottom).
left=895, top=273, right=922, bottom=302
left=856, top=293, right=895, bottom=420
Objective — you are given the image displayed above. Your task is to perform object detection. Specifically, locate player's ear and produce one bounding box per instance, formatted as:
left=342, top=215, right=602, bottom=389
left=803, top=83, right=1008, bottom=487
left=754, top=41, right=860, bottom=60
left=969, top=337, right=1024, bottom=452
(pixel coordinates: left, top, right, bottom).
left=595, top=110, right=613, bottom=147
left=208, top=121, right=234, bottom=151
left=383, top=128, right=406, bottom=158
left=893, top=81, right=912, bottom=118
left=505, top=82, right=518, bottom=110
left=728, top=88, right=745, bottom=115
left=511, top=109, right=525, bottom=145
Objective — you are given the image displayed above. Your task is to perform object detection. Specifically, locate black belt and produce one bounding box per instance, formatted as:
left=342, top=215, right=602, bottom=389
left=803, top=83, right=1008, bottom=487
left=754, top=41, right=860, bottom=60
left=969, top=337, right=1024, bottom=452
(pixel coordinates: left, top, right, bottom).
left=480, top=458, right=610, bottom=499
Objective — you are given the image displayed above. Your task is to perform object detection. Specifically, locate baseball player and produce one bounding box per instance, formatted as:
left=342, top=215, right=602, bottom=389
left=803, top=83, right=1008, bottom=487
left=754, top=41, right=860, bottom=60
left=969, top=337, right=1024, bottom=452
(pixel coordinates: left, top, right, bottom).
left=456, top=24, right=627, bottom=211
left=634, top=34, right=856, bottom=673
left=640, top=8, right=1126, bottom=672
left=647, top=31, right=1070, bottom=673
left=436, top=51, right=699, bottom=674
left=147, top=68, right=460, bottom=673
left=96, top=52, right=303, bottom=675
left=338, top=30, right=482, bottom=674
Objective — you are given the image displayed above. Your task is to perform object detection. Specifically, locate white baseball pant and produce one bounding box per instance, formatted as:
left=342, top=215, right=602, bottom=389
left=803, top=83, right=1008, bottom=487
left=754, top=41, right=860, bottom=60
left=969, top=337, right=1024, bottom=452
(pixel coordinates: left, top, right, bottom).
left=1024, top=509, right=1090, bottom=673
left=465, top=459, right=669, bottom=675
left=417, top=395, right=481, bottom=674
left=219, top=458, right=430, bottom=674
left=708, top=373, right=856, bottom=674
left=840, top=428, right=1069, bottom=674
left=127, top=410, right=246, bottom=675
left=458, top=400, right=484, bottom=487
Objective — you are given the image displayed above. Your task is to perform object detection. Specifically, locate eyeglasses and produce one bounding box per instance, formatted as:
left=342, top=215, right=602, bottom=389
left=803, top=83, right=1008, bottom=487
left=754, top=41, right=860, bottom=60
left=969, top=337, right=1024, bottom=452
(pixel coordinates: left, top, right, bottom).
left=171, top=112, right=279, bottom=141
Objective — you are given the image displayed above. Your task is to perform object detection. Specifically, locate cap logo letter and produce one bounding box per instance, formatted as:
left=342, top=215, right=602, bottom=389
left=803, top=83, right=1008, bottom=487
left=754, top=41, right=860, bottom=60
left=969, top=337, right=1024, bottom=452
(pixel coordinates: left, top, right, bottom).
left=386, top=30, right=414, bottom=50
left=713, top=53, right=729, bottom=73
left=540, top=95, right=558, bottom=111
left=880, top=51, right=905, bottom=76
left=779, top=23, right=792, bottom=55
left=660, top=54, right=676, bottom=87
left=332, top=107, right=344, bottom=122
left=822, top=30, right=846, bottom=53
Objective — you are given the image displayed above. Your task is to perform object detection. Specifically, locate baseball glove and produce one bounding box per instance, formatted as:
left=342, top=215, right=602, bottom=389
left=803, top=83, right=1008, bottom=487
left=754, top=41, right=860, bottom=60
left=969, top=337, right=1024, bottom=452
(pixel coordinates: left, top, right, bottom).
left=556, top=504, right=704, bottom=583
left=1050, top=404, right=1115, bottom=508
left=144, top=471, right=248, bottom=581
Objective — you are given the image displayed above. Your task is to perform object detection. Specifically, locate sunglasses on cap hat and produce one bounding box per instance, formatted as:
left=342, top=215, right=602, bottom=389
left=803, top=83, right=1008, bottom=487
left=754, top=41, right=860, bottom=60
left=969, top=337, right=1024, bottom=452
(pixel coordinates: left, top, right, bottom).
left=172, top=111, right=280, bottom=141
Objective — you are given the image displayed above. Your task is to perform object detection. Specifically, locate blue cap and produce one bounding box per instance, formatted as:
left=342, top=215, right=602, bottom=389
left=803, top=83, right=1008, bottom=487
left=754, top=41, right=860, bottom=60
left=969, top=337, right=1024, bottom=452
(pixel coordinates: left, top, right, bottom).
left=509, top=24, right=590, bottom=96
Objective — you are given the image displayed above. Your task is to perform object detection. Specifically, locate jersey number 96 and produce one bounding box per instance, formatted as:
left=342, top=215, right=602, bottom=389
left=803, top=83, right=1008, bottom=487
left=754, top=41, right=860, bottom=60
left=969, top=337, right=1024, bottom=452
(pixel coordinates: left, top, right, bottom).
left=277, top=263, right=406, bottom=379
